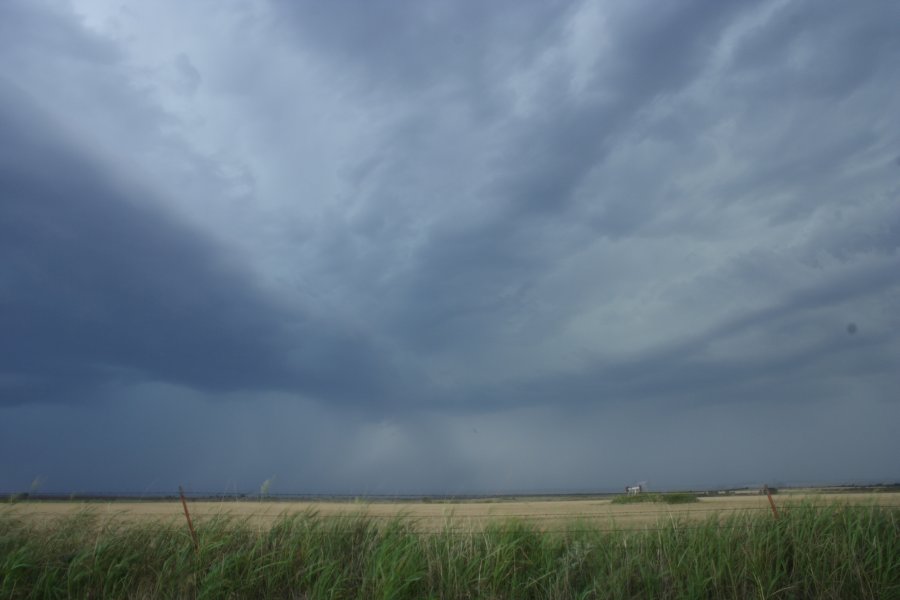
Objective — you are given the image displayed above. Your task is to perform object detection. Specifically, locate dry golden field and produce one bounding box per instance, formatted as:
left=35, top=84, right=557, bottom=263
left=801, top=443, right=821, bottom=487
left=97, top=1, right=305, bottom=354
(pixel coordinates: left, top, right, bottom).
left=7, top=492, right=900, bottom=532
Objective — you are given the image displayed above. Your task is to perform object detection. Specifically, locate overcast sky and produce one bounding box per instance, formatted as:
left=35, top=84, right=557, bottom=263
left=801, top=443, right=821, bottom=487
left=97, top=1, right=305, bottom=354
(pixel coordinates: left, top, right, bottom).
left=2, top=0, right=899, bottom=496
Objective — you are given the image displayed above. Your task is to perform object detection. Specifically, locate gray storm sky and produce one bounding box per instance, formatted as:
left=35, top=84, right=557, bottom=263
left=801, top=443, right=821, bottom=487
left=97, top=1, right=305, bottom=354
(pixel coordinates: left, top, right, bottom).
left=1, top=0, right=899, bottom=495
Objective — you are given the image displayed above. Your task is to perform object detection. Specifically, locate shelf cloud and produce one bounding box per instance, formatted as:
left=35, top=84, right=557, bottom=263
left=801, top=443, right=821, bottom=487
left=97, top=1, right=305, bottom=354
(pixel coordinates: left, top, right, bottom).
left=1, top=0, right=898, bottom=494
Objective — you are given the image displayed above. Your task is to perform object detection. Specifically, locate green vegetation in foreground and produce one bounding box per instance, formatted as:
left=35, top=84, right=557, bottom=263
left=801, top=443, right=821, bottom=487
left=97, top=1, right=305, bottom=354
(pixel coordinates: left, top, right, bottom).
left=611, top=492, right=700, bottom=504
left=2, top=504, right=899, bottom=599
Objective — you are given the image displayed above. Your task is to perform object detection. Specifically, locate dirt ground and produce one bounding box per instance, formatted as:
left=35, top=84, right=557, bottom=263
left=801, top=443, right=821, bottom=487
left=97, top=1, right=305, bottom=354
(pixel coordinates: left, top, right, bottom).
left=6, top=492, right=899, bottom=532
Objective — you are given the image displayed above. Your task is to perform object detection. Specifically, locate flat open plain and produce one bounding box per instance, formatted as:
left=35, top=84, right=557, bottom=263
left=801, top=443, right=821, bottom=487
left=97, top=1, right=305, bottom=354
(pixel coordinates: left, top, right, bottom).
left=6, top=492, right=900, bottom=531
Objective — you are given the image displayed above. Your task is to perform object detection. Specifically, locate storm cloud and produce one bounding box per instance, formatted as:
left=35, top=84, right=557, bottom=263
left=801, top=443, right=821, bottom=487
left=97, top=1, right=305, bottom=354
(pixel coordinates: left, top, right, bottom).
left=1, top=0, right=898, bottom=494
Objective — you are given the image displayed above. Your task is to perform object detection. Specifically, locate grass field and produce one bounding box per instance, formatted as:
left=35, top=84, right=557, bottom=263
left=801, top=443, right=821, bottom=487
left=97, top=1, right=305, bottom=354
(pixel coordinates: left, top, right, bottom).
left=3, top=493, right=899, bottom=598
left=6, top=491, right=899, bottom=531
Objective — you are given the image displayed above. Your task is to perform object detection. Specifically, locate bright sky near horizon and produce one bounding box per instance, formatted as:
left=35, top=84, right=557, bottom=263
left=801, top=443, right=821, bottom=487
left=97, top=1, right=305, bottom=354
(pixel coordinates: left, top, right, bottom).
left=1, top=0, right=899, bottom=495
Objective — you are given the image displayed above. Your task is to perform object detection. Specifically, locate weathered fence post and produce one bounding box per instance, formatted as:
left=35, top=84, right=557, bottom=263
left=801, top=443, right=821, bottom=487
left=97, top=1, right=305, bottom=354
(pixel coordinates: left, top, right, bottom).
left=179, top=485, right=200, bottom=553
left=763, top=485, right=779, bottom=519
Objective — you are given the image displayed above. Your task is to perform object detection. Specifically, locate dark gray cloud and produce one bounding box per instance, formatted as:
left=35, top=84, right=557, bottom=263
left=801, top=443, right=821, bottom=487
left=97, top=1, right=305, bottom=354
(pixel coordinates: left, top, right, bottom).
left=1, top=0, right=899, bottom=493
left=0, top=81, right=389, bottom=406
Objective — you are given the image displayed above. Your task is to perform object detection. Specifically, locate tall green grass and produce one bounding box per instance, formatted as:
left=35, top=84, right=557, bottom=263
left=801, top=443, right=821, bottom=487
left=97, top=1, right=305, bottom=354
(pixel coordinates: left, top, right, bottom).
left=2, top=503, right=898, bottom=598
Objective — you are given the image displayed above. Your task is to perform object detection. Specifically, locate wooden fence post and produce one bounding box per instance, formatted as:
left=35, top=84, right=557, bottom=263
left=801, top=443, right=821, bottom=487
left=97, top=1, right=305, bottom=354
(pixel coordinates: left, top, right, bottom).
left=763, top=485, right=779, bottom=519
left=179, top=485, right=200, bottom=553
